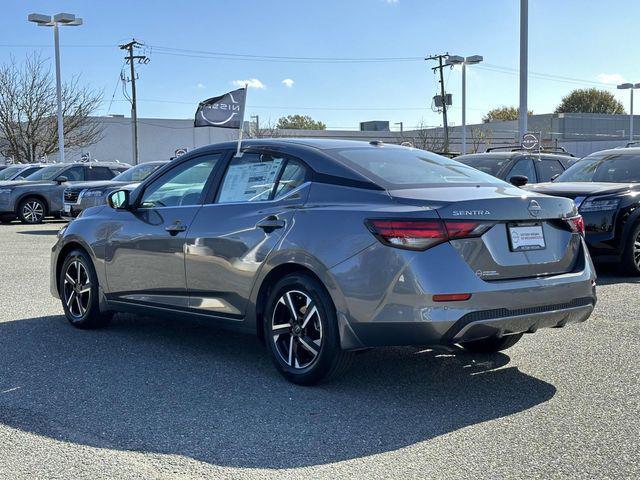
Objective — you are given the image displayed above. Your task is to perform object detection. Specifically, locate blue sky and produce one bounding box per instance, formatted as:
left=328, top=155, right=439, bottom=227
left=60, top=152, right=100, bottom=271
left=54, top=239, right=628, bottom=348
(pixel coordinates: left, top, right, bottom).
left=1, top=0, right=638, bottom=131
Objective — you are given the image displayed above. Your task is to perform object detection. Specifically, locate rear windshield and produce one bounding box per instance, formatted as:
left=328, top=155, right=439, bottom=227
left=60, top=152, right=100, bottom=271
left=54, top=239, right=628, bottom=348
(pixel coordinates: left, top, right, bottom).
left=332, top=147, right=504, bottom=189
left=456, top=155, right=512, bottom=176
left=556, top=153, right=640, bottom=183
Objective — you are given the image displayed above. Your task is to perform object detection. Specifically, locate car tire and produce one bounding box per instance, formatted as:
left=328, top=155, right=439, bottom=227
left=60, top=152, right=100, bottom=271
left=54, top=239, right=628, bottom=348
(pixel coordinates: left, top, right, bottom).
left=460, top=333, right=523, bottom=353
left=18, top=197, right=46, bottom=224
left=59, top=249, right=112, bottom=329
left=620, top=221, right=640, bottom=276
left=263, top=273, right=354, bottom=385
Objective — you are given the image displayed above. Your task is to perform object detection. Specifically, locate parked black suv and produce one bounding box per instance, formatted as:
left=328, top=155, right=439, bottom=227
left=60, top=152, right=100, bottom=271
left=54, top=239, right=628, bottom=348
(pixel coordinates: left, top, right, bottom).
left=457, top=146, right=576, bottom=185
left=525, top=147, right=640, bottom=274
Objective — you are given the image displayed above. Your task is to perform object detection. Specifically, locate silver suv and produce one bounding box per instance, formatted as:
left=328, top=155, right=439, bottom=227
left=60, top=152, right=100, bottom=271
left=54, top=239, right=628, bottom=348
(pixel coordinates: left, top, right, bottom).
left=0, top=162, right=130, bottom=224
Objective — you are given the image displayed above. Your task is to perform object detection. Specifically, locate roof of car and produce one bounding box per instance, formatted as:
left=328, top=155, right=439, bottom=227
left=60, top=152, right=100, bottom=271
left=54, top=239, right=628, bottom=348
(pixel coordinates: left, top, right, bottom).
left=586, top=147, right=640, bottom=157
left=457, top=151, right=574, bottom=160
left=201, top=137, right=408, bottom=151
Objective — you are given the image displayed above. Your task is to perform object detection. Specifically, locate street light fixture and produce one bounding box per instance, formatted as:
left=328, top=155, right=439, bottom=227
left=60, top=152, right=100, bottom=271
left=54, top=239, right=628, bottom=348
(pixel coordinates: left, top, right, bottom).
left=28, top=12, right=83, bottom=163
left=446, top=54, right=483, bottom=154
left=617, top=82, right=640, bottom=142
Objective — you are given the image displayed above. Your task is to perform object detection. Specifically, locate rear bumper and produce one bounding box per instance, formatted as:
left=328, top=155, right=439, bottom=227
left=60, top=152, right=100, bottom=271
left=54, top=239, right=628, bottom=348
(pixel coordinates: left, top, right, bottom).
left=330, top=240, right=597, bottom=349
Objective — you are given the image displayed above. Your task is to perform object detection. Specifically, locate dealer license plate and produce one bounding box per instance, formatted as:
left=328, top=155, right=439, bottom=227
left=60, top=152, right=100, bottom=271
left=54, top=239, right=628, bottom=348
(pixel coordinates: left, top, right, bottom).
left=508, top=224, right=546, bottom=252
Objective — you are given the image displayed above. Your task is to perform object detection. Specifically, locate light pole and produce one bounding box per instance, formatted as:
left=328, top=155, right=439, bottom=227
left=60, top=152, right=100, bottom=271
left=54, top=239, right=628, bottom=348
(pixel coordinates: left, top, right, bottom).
left=617, top=83, right=640, bottom=142
left=519, top=0, right=528, bottom=141
left=446, top=55, right=483, bottom=154
left=28, top=13, right=83, bottom=163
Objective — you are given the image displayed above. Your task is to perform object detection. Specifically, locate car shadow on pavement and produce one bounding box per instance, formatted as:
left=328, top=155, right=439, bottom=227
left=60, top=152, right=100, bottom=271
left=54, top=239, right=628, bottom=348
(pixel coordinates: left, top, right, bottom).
left=0, top=314, right=556, bottom=469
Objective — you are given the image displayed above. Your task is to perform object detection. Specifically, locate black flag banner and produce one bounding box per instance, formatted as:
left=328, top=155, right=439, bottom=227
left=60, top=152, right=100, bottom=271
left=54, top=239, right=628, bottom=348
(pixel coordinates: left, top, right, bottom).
left=194, top=88, right=246, bottom=128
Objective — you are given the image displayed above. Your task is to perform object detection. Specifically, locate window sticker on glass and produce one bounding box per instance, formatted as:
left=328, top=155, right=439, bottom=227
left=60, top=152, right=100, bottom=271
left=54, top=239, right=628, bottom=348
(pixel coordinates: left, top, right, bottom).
left=218, top=155, right=283, bottom=203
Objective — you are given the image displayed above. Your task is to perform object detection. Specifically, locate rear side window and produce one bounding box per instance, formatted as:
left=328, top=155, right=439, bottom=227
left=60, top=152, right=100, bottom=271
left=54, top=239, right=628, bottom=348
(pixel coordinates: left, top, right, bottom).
left=86, top=166, right=116, bottom=181
left=537, top=159, right=564, bottom=182
left=274, top=160, right=307, bottom=199
left=217, top=153, right=285, bottom=203
left=332, top=147, right=503, bottom=189
left=507, top=159, right=537, bottom=183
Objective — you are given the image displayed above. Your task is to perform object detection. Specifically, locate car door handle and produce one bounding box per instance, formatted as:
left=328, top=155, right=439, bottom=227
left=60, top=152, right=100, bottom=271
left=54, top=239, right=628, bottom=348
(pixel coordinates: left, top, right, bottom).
left=256, top=216, right=286, bottom=233
left=165, top=223, right=187, bottom=235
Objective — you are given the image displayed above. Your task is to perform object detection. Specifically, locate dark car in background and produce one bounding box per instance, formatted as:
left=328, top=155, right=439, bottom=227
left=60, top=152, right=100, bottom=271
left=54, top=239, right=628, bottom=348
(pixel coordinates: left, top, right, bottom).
left=0, top=162, right=129, bottom=224
left=457, top=146, right=576, bottom=186
left=62, top=161, right=168, bottom=218
left=525, top=147, right=640, bottom=275
left=0, top=164, right=47, bottom=182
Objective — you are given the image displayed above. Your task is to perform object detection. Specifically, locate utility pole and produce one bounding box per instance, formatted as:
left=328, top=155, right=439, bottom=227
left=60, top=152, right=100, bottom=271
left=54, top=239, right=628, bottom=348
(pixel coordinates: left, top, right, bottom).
left=426, top=53, right=450, bottom=151
left=119, top=39, right=148, bottom=165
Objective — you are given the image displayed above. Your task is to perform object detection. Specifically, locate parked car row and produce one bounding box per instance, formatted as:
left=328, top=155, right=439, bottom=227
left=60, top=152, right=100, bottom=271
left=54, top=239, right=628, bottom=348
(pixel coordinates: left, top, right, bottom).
left=3, top=141, right=640, bottom=278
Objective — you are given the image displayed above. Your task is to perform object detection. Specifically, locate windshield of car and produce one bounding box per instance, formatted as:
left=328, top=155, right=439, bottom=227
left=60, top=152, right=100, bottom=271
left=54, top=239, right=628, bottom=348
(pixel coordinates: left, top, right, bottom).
left=332, top=147, right=505, bottom=188
left=0, top=166, right=24, bottom=180
left=556, top=153, right=640, bottom=183
left=113, top=163, right=163, bottom=182
left=23, top=164, right=68, bottom=181
left=455, top=155, right=512, bottom=176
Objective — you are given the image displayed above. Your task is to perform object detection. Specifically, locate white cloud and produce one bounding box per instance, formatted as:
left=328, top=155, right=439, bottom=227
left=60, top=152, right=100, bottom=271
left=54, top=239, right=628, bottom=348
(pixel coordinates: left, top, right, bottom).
left=196, top=83, right=206, bottom=89
left=232, top=78, right=265, bottom=89
left=385, top=0, right=399, bottom=4
left=596, top=73, right=626, bottom=85
left=282, top=78, right=295, bottom=88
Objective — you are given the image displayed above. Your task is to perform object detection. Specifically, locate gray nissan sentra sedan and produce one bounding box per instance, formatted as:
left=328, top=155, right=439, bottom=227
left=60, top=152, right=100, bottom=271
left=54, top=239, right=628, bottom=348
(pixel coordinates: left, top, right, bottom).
left=50, top=139, right=596, bottom=385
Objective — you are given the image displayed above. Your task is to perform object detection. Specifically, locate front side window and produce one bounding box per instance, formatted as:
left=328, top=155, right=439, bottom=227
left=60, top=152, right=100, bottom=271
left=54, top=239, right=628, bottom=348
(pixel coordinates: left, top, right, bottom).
left=456, top=155, right=512, bottom=176
left=538, top=159, right=564, bottom=182
left=217, top=153, right=285, bottom=203
left=61, top=166, right=84, bottom=181
left=507, top=159, right=537, bottom=183
left=87, top=167, right=116, bottom=181
left=332, top=147, right=503, bottom=189
left=140, top=154, right=220, bottom=208
left=556, top=154, right=640, bottom=183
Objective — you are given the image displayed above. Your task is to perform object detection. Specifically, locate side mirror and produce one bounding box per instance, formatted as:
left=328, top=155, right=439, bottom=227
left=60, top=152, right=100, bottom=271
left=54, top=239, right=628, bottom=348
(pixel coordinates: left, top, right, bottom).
left=551, top=174, right=560, bottom=182
left=509, top=175, right=529, bottom=187
left=56, top=176, right=68, bottom=184
left=107, top=189, right=131, bottom=210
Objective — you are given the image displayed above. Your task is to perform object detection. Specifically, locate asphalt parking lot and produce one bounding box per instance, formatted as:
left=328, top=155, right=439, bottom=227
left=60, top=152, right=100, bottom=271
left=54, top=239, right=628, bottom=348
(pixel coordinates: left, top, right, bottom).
left=0, top=221, right=638, bottom=479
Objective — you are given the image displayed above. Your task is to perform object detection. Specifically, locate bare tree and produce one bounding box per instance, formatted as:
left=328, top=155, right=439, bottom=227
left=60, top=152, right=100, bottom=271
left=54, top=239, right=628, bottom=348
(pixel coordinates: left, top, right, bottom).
left=406, top=119, right=446, bottom=152
left=470, top=127, right=493, bottom=153
left=248, top=117, right=280, bottom=139
left=0, top=53, right=103, bottom=163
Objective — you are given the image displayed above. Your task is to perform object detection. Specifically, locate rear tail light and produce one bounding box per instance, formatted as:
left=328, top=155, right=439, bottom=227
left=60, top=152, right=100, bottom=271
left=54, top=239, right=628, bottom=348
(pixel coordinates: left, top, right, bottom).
left=365, top=219, right=493, bottom=251
left=566, top=215, right=585, bottom=236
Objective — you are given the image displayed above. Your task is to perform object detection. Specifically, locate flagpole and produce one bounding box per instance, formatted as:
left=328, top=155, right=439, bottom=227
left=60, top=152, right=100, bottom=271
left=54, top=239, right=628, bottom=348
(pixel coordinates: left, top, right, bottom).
left=235, top=84, right=248, bottom=157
